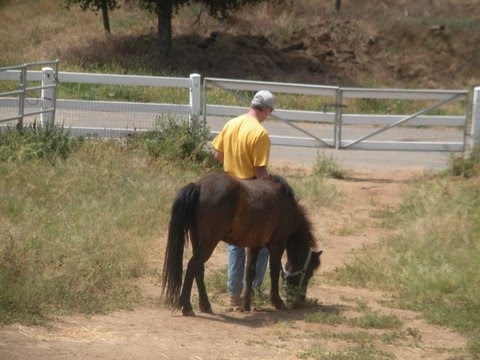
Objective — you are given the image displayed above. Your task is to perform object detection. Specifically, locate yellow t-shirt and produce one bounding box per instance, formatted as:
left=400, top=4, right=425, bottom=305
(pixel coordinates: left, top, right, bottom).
left=211, top=114, right=270, bottom=179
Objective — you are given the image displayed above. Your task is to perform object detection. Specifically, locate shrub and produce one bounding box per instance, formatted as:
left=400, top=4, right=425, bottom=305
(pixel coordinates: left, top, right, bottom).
left=313, top=151, right=346, bottom=179
left=138, top=115, right=219, bottom=169
left=0, top=125, right=83, bottom=163
left=448, top=145, right=480, bottom=178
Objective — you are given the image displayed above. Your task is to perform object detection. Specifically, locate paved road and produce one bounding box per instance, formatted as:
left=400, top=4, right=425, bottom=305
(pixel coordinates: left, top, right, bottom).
left=269, top=145, right=453, bottom=171
left=209, top=117, right=459, bottom=172
left=1, top=106, right=460, bottom=172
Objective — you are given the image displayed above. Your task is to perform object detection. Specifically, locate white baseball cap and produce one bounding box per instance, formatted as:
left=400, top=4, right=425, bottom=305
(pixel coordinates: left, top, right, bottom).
left=251, top=90, right=275, bottom=110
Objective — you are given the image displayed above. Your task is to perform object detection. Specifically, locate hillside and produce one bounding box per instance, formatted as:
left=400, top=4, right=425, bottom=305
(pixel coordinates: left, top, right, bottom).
left=1, top=0, right=479, bottom=89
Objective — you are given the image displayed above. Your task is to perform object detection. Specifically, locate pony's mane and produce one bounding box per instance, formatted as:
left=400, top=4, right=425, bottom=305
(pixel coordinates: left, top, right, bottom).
left=296, top=203, right=316, bottom=249
left=269, top=174, right=295, bottom=198
left=267, top=174, right=316, bottom=249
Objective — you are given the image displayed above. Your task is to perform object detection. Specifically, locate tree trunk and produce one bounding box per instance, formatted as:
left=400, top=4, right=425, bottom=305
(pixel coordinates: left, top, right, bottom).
left=335, top=0, right=341, bottom=11
left=157, top=0, right=173, bottom=63
left=101, top=0, right=111, bottom=33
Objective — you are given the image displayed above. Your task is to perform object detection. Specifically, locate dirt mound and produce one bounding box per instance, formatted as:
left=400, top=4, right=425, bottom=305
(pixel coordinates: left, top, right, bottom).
left=56, top=1, right=480, bottom=89
left=170, top=20, right=369, bottom=85
left=167, top=15, right=479, bottom=88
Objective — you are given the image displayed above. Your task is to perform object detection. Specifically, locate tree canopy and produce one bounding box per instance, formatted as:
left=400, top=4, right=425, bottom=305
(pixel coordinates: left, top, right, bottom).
left=66, top=0, right=273, bottom=63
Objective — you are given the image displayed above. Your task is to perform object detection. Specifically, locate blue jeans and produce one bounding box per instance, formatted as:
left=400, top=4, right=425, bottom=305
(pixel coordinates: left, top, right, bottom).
left=227, top=244, right=269, bottom=297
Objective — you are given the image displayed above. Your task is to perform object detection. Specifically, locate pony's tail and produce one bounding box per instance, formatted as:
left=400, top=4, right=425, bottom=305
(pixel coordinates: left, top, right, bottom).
left=162, top=182, right=200, bottom=307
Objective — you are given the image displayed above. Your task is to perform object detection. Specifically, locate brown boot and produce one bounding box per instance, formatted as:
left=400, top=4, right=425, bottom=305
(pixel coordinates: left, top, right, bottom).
left=229, top=295, right=242, bottom=307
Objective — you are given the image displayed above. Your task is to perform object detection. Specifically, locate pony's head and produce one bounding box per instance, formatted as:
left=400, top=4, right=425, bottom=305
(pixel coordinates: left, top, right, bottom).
left=283, top=249, right=322, bottom=307
left=282, top=202, right=322, bottom=307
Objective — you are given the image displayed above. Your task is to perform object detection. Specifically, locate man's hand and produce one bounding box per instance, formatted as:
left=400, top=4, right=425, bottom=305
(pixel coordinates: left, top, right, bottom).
left=215, top=151, right=224, bottom=162
left=254, top=166, right=268, bottom=179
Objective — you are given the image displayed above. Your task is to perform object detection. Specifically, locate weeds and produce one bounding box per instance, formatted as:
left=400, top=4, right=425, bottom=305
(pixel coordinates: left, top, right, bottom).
left=305, top=310, right=343, bottom=326
left=0, top=126, right=208, bottom=324
left=313, top=151, right=346, bottom=179
left=349, top=311, right=403, bottom=330
left=204, top=267, right=228, bottom=295
left=298, top=344, right=395, bottom=360
left=305, top=305, right=402, bottom=330
left=448, top=145, right=480, bottom=178
left=137, top=115, right=217, bottom=167
left=0, top=125, right=83, bottom=163
left=329, top=167, right=480, bottom=358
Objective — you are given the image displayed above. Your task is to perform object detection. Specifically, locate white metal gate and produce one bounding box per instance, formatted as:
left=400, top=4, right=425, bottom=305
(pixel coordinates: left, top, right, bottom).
left=203, top=77, right=468, bottom=152
left=0, top=60, right=59, bottom=129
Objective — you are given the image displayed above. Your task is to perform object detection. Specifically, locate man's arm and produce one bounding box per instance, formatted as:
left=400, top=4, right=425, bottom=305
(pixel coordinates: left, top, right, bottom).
left=215, top=151, right=224, bottom=162
left=254, top=166, right=268, bottom=179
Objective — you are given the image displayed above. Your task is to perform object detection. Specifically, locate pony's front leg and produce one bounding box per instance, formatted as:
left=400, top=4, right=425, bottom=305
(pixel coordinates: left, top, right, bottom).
left=269, top=256, right=286, bottom=310
left=195, top=264, right=213, bottom=314
left=180, top=257, right=198, bottom=316
left=242, top=248, right=259, bottom=312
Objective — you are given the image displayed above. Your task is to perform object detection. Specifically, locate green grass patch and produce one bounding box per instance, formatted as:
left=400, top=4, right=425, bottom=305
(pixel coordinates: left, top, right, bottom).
left=419, top=16, right=480, bottom=33
left=349, top=311, right=402, bottom=330
left=57, top=82, right=188, bottom=103
left=313, top=151, right=346, bottom=179
left=137, top=115, right=217, bottom=167
left=0, top=142, right=177, bottom=323
left=448, top=145, right=480, bottom=178
left=0, top=120, right=215, bottom=324
left=298, top=344, right=395, bottom=360
left=305, top=310, right=343, bottom=326
left=305, top=304, right=402, bottom=330
left=0, top=125, right=83, bottom=163
left=328, top=161, right=480, bottom=358
left=204, top=267, right=228, bottom=295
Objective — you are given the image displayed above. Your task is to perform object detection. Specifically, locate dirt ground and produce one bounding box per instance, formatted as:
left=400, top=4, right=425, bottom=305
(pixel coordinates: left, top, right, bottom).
left=0, top=168, right=470, bottom=360
left=0, top=1, right=475, bottom=358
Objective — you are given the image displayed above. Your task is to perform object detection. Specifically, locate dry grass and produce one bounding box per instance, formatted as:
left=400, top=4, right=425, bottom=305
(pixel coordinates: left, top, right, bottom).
left=2, top=0, right=479, bottom=88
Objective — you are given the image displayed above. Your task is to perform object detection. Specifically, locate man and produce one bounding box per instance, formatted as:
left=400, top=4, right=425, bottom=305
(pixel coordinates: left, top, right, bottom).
left=211, top=90, right=275, bottom=307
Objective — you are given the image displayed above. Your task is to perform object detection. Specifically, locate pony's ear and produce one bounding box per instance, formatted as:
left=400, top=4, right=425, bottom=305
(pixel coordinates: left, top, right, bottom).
left=310, top=250, right=322, bottom=270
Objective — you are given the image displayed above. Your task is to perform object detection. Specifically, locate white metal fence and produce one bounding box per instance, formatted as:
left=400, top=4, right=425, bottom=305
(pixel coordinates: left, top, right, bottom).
left=1, top=62, right=476, bottom=152
left=0, top=60, right=59, bottom=129
left=0, top=64, right=200, bottom=137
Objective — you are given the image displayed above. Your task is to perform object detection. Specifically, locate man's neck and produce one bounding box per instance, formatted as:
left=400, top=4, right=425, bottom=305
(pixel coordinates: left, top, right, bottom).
left=247, top=108, right=263, bottom=122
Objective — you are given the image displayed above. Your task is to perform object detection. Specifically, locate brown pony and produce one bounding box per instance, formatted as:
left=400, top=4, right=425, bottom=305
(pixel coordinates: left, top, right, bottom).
left=162, top=172, right=322, bottom=316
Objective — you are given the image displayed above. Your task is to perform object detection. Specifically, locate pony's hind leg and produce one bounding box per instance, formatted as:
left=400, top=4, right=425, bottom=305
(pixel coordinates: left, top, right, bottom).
left=180, top=257, right=198, bottom=316
left=195, top=264, right=213, bottom=314
left=181, top=256, right=214, bottom=316
left=269, top=248, right=286, bottom=310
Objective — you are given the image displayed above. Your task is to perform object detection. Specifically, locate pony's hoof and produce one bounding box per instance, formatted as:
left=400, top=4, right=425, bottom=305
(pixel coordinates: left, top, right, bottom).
left=273, top=301, right=286, bottom=310
left=225, top=306, right=242, bottom=313
left=201, top=307, right=214, bottom=314
left=182, top=309, right=196, bottom=317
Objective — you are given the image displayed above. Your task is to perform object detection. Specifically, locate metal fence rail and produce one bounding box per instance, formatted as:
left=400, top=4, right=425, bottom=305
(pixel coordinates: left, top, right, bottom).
left=0, top=60, right=59, bottom=128
left=0, top=66, right=200, bottom=136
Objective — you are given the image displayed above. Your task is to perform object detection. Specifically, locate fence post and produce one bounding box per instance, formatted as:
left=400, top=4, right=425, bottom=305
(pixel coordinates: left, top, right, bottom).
left=41, top=67, right=55, bottom=129
left=334, top=88, right=343, bottom=150
left=189, top=73, right=201, bottom=127
left=17, top=66, right=27, bottom=130
left=472, top=86, right=480, bottom=150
